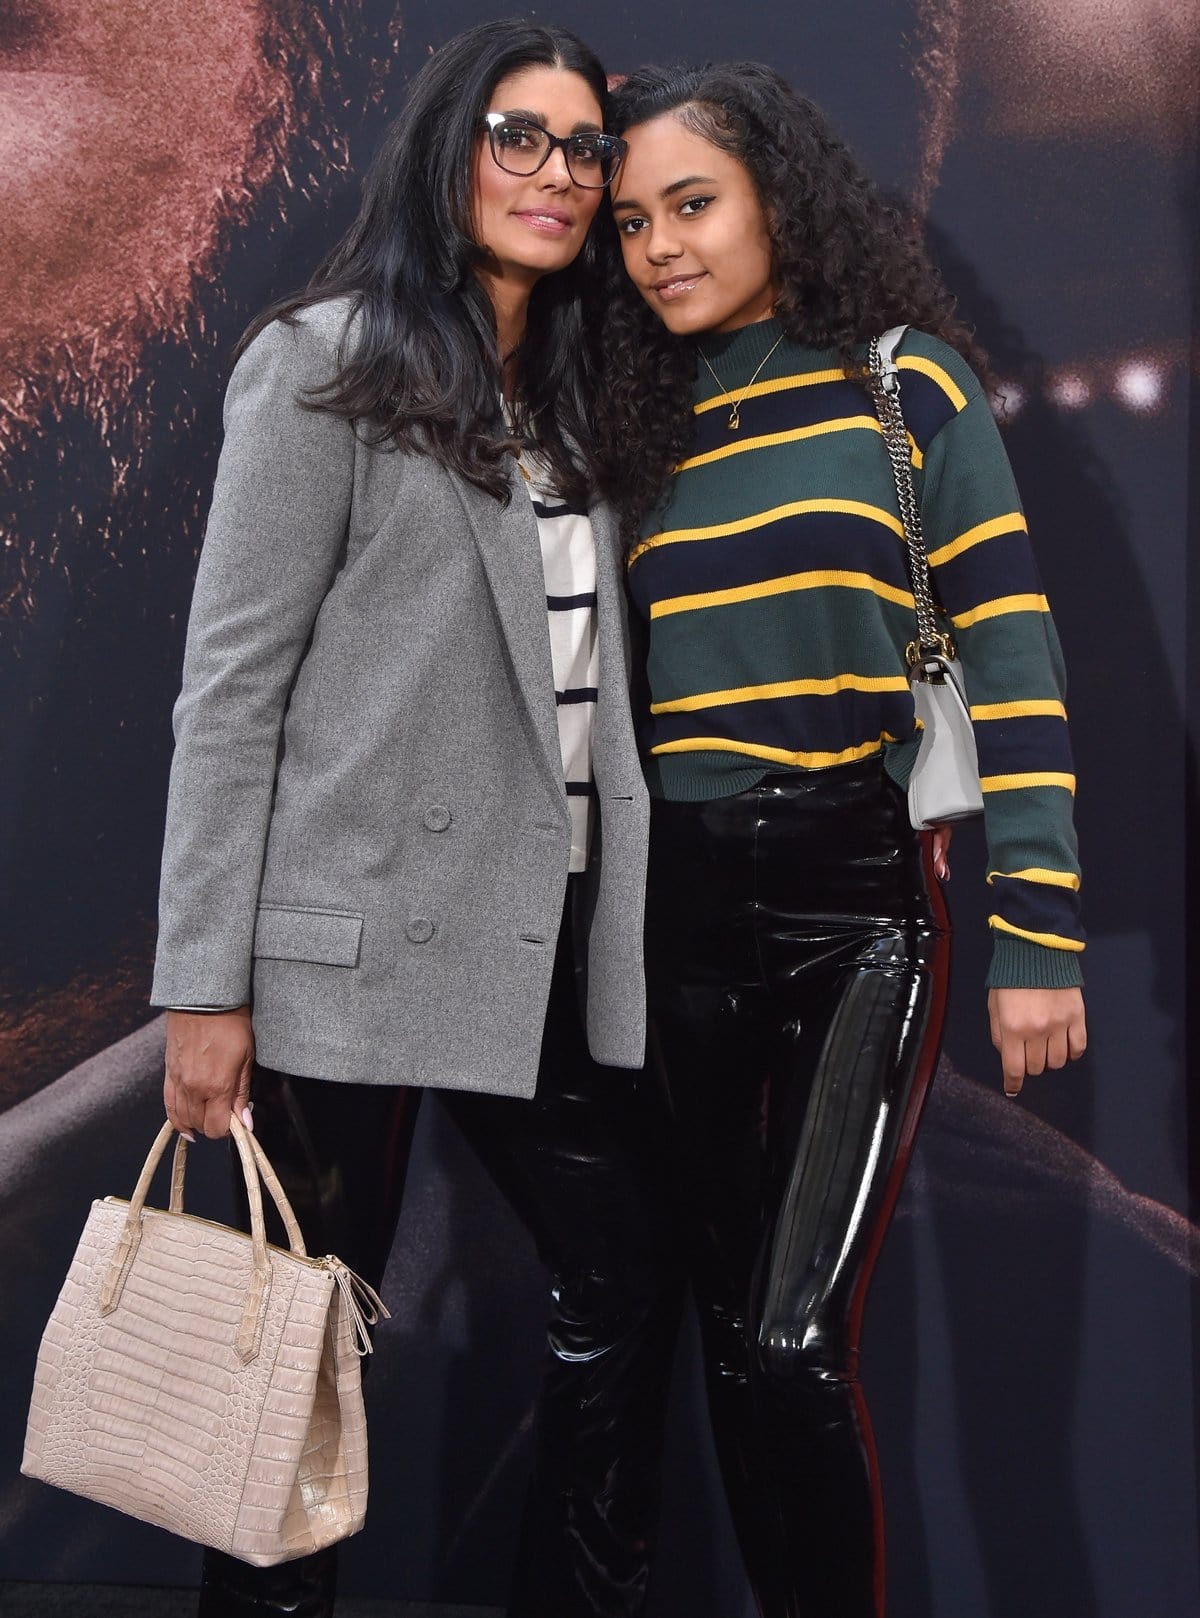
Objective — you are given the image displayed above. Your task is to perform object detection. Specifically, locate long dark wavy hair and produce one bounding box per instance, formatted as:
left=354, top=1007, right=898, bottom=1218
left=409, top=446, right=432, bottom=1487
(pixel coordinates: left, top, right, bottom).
left=593, top=62, right=985, bottom=538
left=240, top=20, right=609, bottom=505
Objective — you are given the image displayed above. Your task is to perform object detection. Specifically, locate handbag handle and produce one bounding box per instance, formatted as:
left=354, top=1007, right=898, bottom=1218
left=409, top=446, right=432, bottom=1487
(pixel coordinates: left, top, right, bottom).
left=167, top=1124, right=306, bottom=1255
left=865, top=327, right=956, bottom=670
left=99, top=1116, right=309, bottom=1365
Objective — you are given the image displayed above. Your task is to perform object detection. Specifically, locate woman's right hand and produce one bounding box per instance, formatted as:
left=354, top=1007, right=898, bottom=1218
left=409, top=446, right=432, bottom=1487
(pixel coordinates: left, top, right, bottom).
left=163, top=1007, right=255, bottom=1141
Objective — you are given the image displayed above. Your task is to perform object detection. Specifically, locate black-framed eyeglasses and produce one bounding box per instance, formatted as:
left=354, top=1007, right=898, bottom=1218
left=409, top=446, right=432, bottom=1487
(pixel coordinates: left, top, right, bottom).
left=482, top=113, right=627, bottom=189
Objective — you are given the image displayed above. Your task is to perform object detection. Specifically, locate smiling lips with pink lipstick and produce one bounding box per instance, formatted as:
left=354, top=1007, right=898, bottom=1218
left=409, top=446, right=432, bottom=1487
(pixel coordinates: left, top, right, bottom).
left=514, top=206, right=574, bottom=235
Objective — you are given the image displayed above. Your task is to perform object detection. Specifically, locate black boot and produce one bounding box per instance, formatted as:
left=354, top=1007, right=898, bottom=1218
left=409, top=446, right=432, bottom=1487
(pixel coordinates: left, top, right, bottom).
left=197, top=1546, right=339, bottom=1617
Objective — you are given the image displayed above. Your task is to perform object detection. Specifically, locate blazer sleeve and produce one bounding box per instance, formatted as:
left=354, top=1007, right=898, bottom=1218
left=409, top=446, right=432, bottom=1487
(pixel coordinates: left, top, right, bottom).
left=150, top=308, right=356, bottom=1008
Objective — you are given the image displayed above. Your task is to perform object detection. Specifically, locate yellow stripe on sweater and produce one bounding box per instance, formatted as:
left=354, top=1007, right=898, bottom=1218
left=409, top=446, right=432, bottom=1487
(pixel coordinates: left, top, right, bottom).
left=971, top=699, right=1068, bottom=721
left=650, top=734, right=899, bottom=768
left=675, top=416, right=882, bottom=473
left=692, top=368, right=848, bottom=415
left=927, top=512, right=1028, bottom=568
left=987, top=868, right=1081, bottom=890
left=650, top=569, right=915, bottom=621
left=989, top=915, right=1085, bottom=952
left=651, top=672, right=910, bottom=714
left=896, top=354, right=969, bottom=411
left=951, top=593, right=1049, bottom=629
left=981, top=771, right=1076, bottom=794
left=688, top=357, right=967, bottom=418
left=629, top=499, right=904, bottom=565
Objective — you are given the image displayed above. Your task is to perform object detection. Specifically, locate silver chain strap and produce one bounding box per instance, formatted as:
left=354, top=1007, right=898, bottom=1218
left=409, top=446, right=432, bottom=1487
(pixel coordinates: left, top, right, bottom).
left=865, top=336, right=954, bottom=668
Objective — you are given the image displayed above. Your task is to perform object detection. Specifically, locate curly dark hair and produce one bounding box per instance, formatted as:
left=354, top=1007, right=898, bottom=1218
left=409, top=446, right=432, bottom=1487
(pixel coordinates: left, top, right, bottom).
left=593, top=62, right=986, bottom=541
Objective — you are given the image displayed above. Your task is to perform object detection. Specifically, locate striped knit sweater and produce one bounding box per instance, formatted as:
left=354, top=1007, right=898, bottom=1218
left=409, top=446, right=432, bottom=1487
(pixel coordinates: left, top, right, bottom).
left=625, top=317, right=1083, bottom=990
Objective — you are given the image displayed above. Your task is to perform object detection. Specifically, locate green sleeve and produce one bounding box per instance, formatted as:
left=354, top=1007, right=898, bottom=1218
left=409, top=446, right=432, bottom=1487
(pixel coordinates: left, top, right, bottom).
left=917, top=381, right=1084, bottom=989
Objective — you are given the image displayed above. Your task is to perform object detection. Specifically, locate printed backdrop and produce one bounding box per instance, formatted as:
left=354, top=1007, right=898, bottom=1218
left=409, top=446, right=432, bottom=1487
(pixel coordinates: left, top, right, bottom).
left=1, top=3, right=1197, bottom=1613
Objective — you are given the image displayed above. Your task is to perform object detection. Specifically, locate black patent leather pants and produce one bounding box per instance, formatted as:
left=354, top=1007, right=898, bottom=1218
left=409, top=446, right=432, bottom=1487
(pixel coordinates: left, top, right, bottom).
left=644, top=759, right=950, bottom=1618
left=198, top=889, right=683, bottom=1618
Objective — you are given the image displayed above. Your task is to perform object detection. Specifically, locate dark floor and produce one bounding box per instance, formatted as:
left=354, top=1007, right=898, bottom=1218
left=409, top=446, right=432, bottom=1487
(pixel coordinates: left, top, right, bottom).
left=0, top=1588, right=501, bottom=1618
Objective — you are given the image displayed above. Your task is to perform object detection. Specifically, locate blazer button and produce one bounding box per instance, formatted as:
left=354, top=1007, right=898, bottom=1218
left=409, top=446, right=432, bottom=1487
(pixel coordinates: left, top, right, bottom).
left=406, top=918, right=435, bottom=944
left=423, top=805, right=451, bottom=833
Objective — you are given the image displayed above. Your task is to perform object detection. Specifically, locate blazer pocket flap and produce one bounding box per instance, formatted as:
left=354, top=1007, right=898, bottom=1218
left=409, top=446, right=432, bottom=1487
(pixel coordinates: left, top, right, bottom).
left=253, top=905, right=363, bottom=967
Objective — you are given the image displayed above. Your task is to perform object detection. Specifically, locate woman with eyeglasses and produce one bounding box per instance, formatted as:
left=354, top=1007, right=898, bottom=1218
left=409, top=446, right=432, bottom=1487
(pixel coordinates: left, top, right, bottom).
left=152, top=22, right=679, bottom=1618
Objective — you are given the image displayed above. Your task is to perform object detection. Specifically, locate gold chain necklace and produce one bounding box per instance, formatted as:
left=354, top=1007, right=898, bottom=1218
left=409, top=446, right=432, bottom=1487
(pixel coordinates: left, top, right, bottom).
left=697, top=332, right=785, bottom=431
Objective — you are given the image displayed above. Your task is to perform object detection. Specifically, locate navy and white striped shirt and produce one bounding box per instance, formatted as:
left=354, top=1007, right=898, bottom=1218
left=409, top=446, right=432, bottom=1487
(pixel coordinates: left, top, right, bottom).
left=518, top=451, right=597, bottom=872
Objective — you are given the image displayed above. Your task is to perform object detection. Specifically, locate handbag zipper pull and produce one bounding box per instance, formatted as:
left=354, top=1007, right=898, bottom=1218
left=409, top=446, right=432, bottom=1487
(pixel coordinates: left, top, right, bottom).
left=322, top=1256, right=391, bottom=1356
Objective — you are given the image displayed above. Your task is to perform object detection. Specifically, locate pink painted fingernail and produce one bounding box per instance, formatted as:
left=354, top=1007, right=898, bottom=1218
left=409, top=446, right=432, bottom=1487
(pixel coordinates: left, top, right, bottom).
left=181, top=1131, right=197, bottom=1143
left=240, top=1107, right=255, bottom=1133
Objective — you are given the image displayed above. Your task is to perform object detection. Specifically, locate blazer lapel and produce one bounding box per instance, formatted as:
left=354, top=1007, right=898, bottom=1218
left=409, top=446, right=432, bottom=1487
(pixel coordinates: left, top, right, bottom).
left=590, top=499, right=642, bottom=798
left=450, top=459, right=564, bottom=797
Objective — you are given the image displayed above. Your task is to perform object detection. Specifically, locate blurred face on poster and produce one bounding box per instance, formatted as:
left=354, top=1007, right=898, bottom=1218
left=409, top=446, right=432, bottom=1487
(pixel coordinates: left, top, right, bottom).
left=911, top=0, right=1197, bottom=200
left=0, top=0, right=372, bottom=419
left=0, top=0, right=267, bottom=394
left=969, top=0, right=1197, bottom=142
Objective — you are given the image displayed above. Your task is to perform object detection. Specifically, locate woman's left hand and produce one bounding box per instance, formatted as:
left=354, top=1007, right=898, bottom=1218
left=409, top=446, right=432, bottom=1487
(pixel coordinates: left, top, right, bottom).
left=988, top=987, right=1087, bottom=1098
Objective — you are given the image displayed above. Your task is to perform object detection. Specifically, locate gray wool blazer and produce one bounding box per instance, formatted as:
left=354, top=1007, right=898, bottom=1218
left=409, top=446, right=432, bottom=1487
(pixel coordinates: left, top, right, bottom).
left=150, top=299, right=649, bottom=1098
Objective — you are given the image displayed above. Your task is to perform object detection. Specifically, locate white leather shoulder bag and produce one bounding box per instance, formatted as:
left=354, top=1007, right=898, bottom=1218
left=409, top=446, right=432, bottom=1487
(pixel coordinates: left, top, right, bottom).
left=866, top=326, right=984, bottom=830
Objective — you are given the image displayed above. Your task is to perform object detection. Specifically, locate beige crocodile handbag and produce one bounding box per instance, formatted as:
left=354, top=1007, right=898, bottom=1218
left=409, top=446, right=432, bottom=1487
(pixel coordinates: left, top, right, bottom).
left=21, top=1114, right=388, bottom=1566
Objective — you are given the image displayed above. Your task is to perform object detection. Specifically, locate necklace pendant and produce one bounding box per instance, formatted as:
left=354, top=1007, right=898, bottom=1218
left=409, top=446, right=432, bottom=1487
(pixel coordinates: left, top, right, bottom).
left=728, top=407, right=740, bottom=431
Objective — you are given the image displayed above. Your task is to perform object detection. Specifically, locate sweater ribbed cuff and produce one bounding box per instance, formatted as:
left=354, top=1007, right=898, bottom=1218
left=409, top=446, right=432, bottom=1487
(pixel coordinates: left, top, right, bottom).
left=985, top=936, right=1084, bottom=990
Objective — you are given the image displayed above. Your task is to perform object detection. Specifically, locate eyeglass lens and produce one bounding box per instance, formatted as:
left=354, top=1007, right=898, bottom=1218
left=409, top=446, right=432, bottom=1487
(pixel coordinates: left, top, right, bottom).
left=490, top=122, right=622, bottom=187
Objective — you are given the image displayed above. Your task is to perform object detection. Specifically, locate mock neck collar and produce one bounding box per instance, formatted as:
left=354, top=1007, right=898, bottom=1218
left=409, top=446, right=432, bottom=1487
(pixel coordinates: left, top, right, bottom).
left=696, top=315, right=786, bottom=374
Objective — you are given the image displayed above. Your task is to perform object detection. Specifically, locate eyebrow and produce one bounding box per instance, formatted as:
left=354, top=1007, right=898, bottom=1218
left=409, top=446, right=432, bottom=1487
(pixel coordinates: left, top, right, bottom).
left=611, top=175, right=718, bottom=213
left=500, top=107, right=604, bottom=135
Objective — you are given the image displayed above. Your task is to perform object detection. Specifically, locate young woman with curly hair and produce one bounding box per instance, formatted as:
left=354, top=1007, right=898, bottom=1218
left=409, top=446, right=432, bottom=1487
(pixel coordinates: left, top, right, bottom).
left=594, top=63, right=1088, bottom=1616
